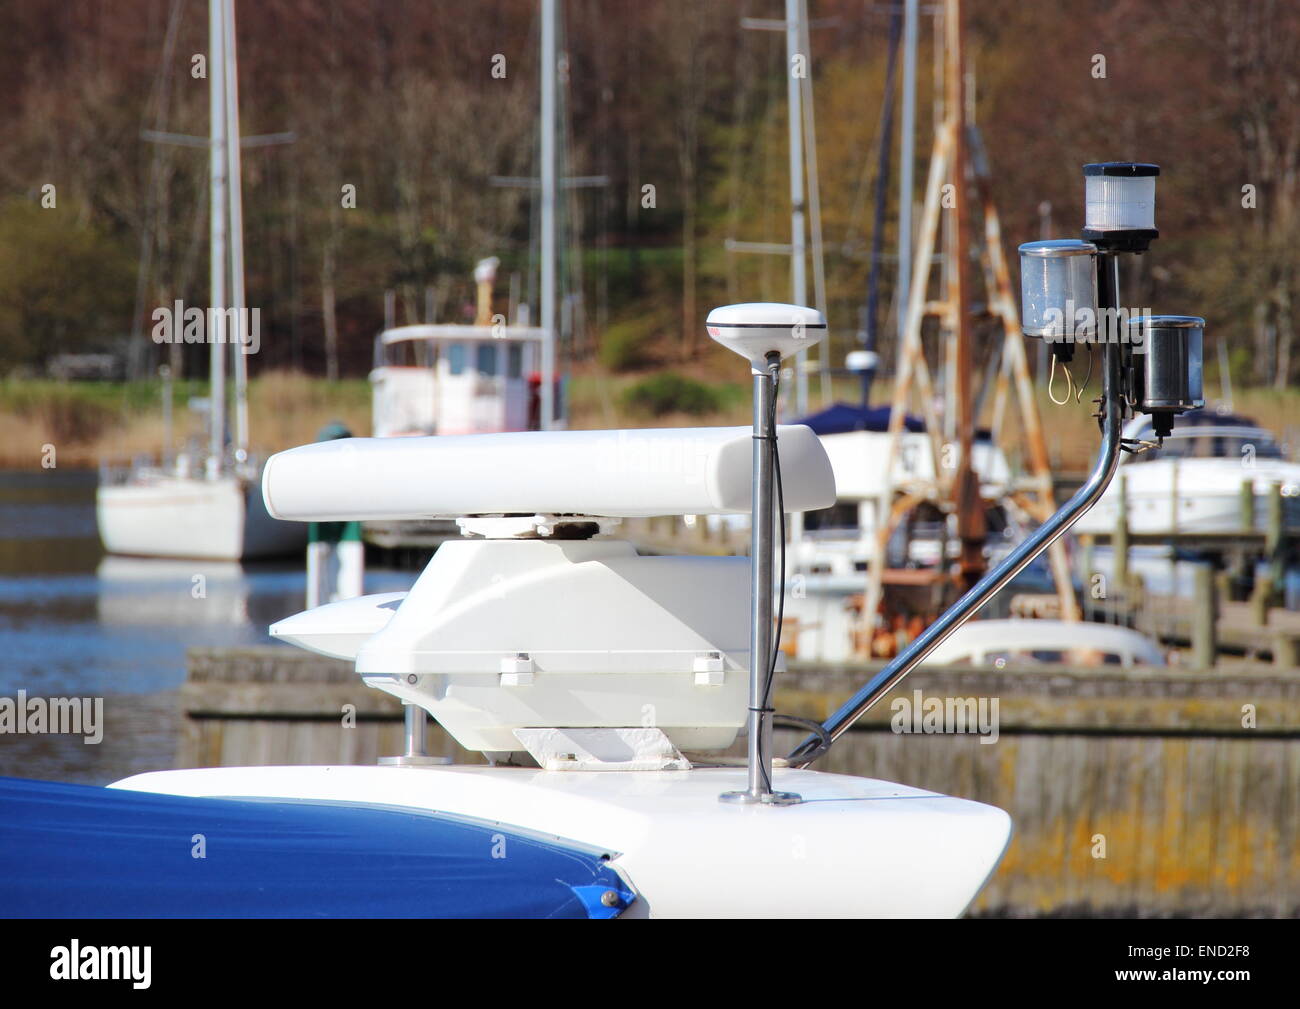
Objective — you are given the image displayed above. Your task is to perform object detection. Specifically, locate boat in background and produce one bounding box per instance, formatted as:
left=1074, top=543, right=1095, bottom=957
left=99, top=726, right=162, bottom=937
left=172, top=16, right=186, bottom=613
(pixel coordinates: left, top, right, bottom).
left=370, top=322, right=552, bottom=438
left=791, top=403, right=1014, bottom=578
left=921, top=618, right=1166, bottom=668
left=1074, top=410, right=1300, bottom=536
left=96, top=455, right=296, bottom=563
left=777, top=402, right=1060, bottom=663
left=95, top=0, right=304, bottom=562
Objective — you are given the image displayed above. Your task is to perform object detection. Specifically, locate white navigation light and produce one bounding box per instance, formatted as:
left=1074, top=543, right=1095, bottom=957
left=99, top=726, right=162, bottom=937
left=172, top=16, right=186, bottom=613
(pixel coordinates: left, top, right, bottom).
left=261, top=426, right=836, bottom=522
left=1083, top=163, right=1159, bottom=246
left=1018, top=239, right=1097, bottom=340
left=706, top=302, right=826, bottom=371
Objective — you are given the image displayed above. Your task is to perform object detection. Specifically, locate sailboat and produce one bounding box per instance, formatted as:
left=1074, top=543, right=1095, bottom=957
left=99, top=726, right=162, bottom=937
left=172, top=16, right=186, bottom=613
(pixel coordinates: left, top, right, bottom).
left=96, top=0, right=305, bottom=561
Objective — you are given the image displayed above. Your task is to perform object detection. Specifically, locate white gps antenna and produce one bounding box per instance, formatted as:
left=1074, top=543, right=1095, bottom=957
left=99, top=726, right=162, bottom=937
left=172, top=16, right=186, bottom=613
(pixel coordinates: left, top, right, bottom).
left=707, top=303, right=826, bottom=806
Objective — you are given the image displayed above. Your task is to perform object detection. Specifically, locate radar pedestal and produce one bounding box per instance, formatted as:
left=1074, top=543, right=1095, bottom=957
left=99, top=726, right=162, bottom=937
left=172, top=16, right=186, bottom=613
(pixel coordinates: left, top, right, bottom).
left=262, top=416, right=836, bottom=771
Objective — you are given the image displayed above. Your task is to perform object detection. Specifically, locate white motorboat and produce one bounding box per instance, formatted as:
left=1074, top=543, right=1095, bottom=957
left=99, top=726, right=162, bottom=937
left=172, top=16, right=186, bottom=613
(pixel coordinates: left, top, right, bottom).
left=1073, top=410, right=1300, bottom=536
left=6, top=305, right=1035, bottom=918
left=922, top=618, right=1165, bottom=667
left=0, top=273, right=1160, bottom=917
left=370, top=322, right=551, bottom=438
left=102, top=417, right=1010, bottom=917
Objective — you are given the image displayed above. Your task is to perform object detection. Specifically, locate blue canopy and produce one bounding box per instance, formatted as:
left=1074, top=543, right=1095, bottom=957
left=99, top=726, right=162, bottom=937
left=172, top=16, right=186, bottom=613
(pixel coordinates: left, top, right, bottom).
left=796, top=402, right=925, bottom=435
left=0, top=776, right=634, bottom=919
left=796, top=402, right=994, bottom=441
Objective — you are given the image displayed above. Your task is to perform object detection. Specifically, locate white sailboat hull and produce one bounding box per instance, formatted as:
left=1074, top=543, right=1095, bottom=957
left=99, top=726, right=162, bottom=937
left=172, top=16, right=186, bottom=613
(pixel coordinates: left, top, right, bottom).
left=96, top=474, right=306, bottom=561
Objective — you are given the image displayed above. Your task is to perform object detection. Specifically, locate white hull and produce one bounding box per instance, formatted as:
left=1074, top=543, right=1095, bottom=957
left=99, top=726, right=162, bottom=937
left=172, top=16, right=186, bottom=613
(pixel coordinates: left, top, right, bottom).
left=112, top=763, right=1012, bottom=918
left=1073, top=458, right=1300, bottom=536
left=96, top=474, right=306, bottom=561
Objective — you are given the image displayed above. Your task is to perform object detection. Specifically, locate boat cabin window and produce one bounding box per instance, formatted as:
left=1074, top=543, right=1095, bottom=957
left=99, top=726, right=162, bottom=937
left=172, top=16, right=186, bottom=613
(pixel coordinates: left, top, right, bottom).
left=803, top=502, right=858, bottom=532
left=507, top=343, right=523, bottom=379
left=378, top=339, right=431, bottom=368
left=476, top=343, right=498, bottom=376
left=447, top=343, right=466, bottom=375
left=983, top=648, right=1125, bottom=666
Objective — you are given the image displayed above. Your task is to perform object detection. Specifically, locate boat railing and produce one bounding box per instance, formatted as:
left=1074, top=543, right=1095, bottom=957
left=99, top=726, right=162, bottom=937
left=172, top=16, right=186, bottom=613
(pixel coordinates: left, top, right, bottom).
left=98, top=446, right=273, bottom=486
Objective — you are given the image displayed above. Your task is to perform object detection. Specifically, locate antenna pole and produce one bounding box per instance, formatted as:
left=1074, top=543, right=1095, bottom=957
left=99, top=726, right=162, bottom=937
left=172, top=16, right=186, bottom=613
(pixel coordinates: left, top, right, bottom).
left=721, top=352, right=801, bottom=806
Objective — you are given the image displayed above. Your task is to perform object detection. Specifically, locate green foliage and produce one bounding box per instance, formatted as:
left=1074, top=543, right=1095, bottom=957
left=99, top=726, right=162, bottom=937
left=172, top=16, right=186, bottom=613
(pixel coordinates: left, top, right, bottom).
left=620, top=372, right=735, bottom=417
left=0, top=200, right=135, bottom=372
left=599, top=313, right=662, bottom=372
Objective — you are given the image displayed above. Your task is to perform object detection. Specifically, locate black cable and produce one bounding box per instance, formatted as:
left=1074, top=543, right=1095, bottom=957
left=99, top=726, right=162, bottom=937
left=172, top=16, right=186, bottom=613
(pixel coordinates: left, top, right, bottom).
left=762, top=374, right=827, bottom=773
left=766, top=384, right=786, bottom=707
left=773, top=714, right=831, bottom=766
left=747, top=360, right=786, bottom=794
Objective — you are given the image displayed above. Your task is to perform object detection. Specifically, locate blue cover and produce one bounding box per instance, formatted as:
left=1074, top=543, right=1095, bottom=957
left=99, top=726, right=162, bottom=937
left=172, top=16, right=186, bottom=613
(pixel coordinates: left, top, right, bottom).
left=0, top=776, right=634, bottom=919
left=796, top=402, right=925, bottom=435
left=796, top=402, right=994, bottom=441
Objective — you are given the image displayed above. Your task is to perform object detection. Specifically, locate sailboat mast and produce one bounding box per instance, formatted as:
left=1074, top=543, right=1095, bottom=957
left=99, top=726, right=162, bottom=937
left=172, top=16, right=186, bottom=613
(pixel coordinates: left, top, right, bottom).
left=539, top=0, right=557, bottom=431
left=898, top=0, right=917, bottom=349
left=223, top=0, right=249, bottom=465
left=785, top=0, right=808, bottom=416
left=207, top=0, right=228, bottom=478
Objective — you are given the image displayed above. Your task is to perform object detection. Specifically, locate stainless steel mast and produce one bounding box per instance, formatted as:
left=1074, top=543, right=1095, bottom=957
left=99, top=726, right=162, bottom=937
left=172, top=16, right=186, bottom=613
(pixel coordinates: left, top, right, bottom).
left=207, top=0, right=227, bottom=477
left=785, top=0, right=808, bottom=416
left=223, top=0, right=249, bottom=467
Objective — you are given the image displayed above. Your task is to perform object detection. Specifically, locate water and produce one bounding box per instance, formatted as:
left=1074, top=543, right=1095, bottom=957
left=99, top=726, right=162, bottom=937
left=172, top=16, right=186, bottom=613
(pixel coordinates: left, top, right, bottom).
left=0, top=469, right=413, bottom=784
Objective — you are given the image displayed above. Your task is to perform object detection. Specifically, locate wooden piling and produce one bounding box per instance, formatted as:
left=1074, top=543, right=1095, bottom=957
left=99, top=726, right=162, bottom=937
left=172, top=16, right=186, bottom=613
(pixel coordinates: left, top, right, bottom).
left=1251, top=575, right=1273, bottom=628
left=1267, top=480, right=1285, bottom=594
left=1114, top=473, right=1129, bottom=586
left=1191, top=565, right=1217, bottom=669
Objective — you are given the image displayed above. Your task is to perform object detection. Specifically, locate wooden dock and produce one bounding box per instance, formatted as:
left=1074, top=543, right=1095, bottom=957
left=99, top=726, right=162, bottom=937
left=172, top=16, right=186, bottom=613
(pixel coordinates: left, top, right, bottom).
left=181, top=645, right=1300, bottom=916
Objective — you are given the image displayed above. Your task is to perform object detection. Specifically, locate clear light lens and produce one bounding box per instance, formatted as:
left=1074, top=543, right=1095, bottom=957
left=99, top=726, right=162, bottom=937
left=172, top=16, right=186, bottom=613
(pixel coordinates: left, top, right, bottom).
left=1019, top=241, right=1097, bottom=340
left=1085, top=175, right=1156, bottom=231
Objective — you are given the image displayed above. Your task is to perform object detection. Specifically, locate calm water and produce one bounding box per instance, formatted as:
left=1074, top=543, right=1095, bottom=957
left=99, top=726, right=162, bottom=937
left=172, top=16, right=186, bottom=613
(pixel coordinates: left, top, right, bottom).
left=0, top=469, right=412, bottom=784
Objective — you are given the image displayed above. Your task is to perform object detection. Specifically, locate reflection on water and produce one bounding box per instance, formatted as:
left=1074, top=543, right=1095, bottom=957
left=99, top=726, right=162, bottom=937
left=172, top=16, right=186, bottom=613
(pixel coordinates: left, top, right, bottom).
left=0, top=469, right=413, bottom=784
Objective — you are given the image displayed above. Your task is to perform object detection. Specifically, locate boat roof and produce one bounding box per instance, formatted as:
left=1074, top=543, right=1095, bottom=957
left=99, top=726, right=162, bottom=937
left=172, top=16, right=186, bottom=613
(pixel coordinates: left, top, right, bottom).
left=924, top=619, right=1165, bottom=665
left=1123, top=408, right=1275, bottom=443
left=380, top=323, right=548, bottom=345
